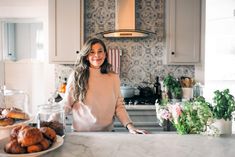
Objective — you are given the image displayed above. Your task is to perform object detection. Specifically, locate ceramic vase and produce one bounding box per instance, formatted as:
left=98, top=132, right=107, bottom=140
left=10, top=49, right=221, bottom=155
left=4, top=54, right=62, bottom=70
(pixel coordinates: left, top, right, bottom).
left=211, top=118, right=232, bottom=135
left=163, top=120, right=176, bottom=131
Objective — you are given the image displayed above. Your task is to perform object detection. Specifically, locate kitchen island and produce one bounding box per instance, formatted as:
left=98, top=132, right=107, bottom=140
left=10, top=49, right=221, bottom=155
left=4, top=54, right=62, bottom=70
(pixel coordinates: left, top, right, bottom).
left=42, top=132, right=235, bottom=157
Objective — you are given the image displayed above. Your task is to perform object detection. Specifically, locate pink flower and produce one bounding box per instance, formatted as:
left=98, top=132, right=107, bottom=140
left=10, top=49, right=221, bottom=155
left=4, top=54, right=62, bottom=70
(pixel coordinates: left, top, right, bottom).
left=160, top=109, right=171, bottom=120
left=169, top=103, right=182, bottom=121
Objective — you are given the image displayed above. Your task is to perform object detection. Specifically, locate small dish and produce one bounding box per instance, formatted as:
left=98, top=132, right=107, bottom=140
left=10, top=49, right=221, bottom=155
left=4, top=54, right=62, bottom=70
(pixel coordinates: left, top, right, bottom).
left=0, top=115, right=34, bottom=140
left=0, top=115, right=34, bottom=130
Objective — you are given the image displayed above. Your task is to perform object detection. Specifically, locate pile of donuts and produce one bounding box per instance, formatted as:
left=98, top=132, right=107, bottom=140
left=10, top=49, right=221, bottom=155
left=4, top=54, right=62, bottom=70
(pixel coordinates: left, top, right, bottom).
left=0, top=107, right=30, bottom=127
left=40, top=120, right=64, bottom=136
left=4, top=125, right=57, bottom=154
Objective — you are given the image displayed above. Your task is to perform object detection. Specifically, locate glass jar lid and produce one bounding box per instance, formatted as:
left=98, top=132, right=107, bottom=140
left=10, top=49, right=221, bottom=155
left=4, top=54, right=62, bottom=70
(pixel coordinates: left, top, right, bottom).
left=38, top=103, right=64, bottom=114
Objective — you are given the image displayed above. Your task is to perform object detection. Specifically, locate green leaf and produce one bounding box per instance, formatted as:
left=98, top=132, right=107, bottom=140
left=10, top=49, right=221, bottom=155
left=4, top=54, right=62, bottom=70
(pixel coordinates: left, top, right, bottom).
left=212, top=89, right=235, bottom=120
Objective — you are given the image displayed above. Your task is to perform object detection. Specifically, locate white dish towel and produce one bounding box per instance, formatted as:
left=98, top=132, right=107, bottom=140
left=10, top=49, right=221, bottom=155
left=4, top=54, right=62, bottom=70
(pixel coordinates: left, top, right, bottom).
left=108, top=49, right=122, bottom=74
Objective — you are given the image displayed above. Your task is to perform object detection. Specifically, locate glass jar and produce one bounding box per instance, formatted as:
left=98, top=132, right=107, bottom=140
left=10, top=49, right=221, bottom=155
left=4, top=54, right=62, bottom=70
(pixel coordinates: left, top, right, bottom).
left=0, top=85, right=29, bottom=112
left=193, top=82, right=203, bottom=98
left=37, top=101, right=65, bottom=136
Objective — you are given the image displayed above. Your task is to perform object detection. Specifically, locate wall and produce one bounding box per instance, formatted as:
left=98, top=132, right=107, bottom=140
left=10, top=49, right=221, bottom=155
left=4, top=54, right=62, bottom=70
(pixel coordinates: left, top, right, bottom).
left=55, top=0, right=194, bottom=88
left=0, top=0, right=55, bottom=116
left=0, top=22, right=4, bottom=85
left=0, top=0, right=48, bottom=18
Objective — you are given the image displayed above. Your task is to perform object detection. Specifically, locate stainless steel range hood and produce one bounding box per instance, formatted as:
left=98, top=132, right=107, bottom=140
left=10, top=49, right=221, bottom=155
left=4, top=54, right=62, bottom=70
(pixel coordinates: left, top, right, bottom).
left=100, top=0, right=154, bottom=38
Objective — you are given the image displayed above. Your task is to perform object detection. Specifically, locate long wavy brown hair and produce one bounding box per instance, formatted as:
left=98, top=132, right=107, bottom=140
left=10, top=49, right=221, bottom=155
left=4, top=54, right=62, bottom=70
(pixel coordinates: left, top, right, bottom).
left=72, top=38, right=112, bottom=102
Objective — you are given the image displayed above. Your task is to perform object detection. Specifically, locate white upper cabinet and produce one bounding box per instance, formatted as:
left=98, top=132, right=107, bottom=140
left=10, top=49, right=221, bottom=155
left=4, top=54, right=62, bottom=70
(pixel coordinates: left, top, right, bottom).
left=49, top=0, right=84, bottom=64
left=165, top=0, right=201, bottom=64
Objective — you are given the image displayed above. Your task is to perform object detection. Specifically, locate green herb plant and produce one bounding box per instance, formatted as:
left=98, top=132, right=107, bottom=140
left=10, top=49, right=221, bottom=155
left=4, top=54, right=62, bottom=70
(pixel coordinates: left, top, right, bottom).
left=211, top=89, right=235, bottom=121
left=163, top=74, right=182, bottom=99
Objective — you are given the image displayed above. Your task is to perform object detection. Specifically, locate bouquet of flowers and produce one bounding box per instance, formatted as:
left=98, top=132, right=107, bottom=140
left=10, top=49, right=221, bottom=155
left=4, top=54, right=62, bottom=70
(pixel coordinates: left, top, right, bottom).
left=156, top=97, right=214, bottom=135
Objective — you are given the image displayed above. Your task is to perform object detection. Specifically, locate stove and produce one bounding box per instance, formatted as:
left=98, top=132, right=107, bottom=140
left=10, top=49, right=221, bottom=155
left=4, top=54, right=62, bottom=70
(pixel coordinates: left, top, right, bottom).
left=124, top=95, right=157, bottom=105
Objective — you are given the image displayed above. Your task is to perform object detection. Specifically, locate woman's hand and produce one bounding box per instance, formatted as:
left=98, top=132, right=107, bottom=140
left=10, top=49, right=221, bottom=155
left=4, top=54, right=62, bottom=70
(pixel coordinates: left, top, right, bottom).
left=126, top=123, right=150, bottom=134
left=129, top=128, right=149, bottom=134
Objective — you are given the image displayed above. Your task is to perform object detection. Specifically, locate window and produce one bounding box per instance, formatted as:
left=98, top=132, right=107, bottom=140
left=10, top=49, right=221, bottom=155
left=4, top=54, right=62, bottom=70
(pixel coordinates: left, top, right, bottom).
left=204, top=0, right=235, bottom=100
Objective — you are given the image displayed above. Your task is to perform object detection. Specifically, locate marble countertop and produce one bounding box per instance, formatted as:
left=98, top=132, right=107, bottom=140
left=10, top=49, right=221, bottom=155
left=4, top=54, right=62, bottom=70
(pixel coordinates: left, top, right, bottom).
left=42, top=132, right=235, bottom=157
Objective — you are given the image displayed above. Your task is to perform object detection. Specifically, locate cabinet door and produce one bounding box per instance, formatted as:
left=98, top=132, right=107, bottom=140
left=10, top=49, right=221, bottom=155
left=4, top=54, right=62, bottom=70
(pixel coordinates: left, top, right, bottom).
left=166, top=0, right=201, bottom=64
left=49, top=0, right=83, bottom=64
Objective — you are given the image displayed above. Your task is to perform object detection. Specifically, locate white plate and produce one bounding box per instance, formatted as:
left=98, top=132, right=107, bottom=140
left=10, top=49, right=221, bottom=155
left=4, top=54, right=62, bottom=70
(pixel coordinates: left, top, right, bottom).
left=0, top=135, right=64, bottom=157
left=0, top=115, right=34, bottom=130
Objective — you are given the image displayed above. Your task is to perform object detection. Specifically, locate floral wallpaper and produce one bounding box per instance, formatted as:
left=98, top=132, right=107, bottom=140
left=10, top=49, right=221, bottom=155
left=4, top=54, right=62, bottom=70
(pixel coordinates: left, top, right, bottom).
left=55, top=0, right=194, bottom=88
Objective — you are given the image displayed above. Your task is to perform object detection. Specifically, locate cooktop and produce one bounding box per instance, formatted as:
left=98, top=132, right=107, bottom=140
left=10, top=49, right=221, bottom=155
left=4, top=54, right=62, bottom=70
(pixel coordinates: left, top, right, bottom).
left=124, top=95, right=157, bottom=105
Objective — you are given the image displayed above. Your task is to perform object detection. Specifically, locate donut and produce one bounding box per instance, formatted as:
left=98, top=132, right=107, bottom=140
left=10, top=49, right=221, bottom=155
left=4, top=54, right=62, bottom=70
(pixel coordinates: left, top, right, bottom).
left=10, top=125, right=23, bottom=140
left=49, top=120, right=65, bottom=136
left=17, top=127, right=43, bottom=147
left=4, top=139, right=26, bottom=154
left=10, top=125, right=30, bottom=140
left=27, top=144, right=43, bottom=153
left=40, top=120, right=64, bottom=136
left=0, top=116, right=14, bottom=126
left=2, top=107, right=29, bottom=120
left=40, top=138, right=51, bottom=150
left=40, top=127, right=57, bottom=142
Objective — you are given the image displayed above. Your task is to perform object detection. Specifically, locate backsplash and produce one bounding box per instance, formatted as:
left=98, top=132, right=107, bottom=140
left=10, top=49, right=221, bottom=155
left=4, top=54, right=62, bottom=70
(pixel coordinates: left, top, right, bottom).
left=55, top=0, right=194, bottom=87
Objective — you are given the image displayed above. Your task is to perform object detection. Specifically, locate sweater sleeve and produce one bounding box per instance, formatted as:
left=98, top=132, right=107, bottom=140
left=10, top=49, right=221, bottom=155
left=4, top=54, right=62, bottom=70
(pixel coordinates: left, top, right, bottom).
left=62, top=72, right=76, bottom=116
left=113, top=75, right=133, bottom=127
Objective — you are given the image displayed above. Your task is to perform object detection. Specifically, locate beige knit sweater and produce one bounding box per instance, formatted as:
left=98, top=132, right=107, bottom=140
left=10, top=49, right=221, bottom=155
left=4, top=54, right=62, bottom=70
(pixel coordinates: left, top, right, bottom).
left=63, top=67, right=132, bottom=131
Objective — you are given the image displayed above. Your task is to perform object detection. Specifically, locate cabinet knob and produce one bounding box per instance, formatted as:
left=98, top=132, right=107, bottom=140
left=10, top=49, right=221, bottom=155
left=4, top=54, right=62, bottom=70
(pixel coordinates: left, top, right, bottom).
left=76, top=51, right=79, bottom=54
left=171, top=52, right=175, bottom=55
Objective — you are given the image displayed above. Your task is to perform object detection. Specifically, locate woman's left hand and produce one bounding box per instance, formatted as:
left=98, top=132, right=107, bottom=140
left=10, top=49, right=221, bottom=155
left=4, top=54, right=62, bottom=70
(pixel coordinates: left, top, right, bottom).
left=126, top=123, right=150, bottom=134
left=129, top=128, right=150, bottom=134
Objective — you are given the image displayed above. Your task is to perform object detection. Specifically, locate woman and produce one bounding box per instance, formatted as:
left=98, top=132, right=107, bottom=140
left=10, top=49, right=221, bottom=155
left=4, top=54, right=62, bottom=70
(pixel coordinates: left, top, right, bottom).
left=63, top=38, right=148, bottom=134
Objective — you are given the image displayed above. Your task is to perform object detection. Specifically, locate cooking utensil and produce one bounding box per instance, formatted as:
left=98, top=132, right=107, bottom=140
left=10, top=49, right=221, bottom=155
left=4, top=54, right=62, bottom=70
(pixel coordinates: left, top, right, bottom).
left=138, top=86, right=154, bottom=98
left=120, top=86, right=135, bottom=98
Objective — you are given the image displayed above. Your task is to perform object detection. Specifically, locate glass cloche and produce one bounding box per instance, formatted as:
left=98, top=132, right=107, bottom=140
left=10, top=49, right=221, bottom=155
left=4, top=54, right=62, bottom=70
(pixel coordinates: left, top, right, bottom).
left=0, top=85, right=29, bottom=112
left=0, top=85, right=31, bottom=139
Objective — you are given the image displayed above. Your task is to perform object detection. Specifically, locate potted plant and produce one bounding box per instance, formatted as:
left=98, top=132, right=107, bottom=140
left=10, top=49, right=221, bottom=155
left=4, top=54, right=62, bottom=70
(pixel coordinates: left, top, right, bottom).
left=163, top=75, right=182, bottom=100
left=175, top=97, right=213, bottom=134
left=156, top=96, right=213, bottom=135
left=209, top=89, right=235, bottom=134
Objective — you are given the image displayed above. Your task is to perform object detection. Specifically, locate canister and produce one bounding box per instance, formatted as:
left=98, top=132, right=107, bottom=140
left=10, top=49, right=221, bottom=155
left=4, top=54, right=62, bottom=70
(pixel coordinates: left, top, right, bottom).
left=193, top=83, right=203, bottom=98
left=37, top=101, right=65, bottom=136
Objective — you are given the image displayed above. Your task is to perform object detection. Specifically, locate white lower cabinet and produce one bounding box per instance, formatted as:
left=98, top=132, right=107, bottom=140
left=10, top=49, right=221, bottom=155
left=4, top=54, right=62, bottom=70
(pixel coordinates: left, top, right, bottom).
left=65, top=106, right=162, bottom=132
left=114, top=106, right=161, bottom=132
left=49, top=0, right=84, bottom=64
left=165, top=0, right=201, bottom=64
